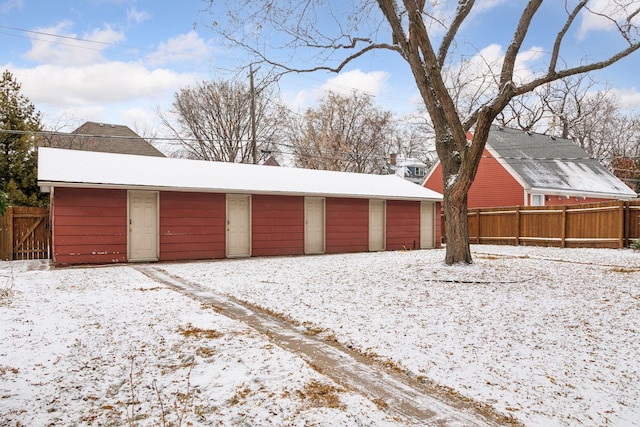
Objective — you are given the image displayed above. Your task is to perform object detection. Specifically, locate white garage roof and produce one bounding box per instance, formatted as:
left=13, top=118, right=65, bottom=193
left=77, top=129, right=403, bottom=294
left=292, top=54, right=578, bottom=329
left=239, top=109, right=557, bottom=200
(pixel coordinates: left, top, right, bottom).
left=38, top=148, right=443, bottom=201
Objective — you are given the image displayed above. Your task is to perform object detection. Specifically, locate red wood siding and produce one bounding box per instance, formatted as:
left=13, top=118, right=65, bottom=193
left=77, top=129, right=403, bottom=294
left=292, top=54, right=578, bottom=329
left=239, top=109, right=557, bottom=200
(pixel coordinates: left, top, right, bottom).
left=539, top=195, right=611, bottom=206
left=325, top=198, right=369, bottom=254
left=424, top=150, right=524, bottom=208
left=386, top=200, right=421, bottom=250
left=52, top=187, right=127, bottom=265
left=159, top=192, right=225, bottom=261
left=252, top=195, right=304, bottom=256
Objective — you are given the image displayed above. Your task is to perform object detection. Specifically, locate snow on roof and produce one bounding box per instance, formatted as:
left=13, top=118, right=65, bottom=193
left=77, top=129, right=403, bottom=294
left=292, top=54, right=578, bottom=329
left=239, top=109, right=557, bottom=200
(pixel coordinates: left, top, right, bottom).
left=38, top=148, right=443, bottom=201
left=488, top=127, right=637, bottom=199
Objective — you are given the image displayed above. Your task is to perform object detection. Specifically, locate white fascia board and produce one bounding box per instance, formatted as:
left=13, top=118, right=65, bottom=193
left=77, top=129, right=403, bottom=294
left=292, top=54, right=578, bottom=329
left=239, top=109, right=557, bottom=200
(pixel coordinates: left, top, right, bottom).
left=529, top=187, right=638, bottom=200
left=38, top=181, right=444, bottom=202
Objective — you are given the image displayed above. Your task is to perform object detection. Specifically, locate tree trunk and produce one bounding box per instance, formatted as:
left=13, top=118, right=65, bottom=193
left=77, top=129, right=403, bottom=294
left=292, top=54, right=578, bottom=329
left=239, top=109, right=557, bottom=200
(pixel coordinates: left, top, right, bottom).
left=443, top=184, right=472, bottom=265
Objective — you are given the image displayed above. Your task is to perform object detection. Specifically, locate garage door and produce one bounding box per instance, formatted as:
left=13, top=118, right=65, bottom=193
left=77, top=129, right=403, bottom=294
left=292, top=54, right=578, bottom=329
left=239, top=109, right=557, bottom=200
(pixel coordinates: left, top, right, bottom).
left=369, top=199, right=386, bottom=251
left=227, top=194, right=251, bottom=258
left=128, top=190, right=158, bottom=261
left=420, top=201, right=435, bottom=249
left=304, top=197, right=325, bottom=254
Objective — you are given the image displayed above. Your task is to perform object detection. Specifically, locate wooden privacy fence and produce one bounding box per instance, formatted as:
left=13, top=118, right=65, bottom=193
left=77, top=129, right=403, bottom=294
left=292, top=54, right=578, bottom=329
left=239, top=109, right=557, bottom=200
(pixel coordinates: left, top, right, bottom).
left=0, top=206, right=51, bottom=261
left=442, top=200, right=640, bottom=249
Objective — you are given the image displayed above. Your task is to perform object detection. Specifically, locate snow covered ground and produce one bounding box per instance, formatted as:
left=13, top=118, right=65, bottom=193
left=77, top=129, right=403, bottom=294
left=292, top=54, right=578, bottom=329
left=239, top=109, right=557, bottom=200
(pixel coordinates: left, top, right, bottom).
left=1, top=245, right=639, bottom=426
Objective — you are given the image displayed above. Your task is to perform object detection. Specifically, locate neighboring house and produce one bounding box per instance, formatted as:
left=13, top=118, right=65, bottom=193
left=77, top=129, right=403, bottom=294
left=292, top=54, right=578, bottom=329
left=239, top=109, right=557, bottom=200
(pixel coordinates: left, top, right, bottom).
left=262, top=155, right=281, bottom=167
left=44, top=121, right=165, bottom=157
left=386, top=154, right=428, bottom=184
left=38, top=147, right=443, bottom=265
left=423, top=126, right=637, bottom=208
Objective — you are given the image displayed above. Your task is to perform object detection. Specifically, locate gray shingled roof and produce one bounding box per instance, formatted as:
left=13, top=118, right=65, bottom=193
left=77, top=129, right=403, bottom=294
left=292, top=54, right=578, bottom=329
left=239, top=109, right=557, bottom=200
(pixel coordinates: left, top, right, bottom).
left=487, top=126, right=636, bottom=198
left=45, top=122, right=165, bottom=157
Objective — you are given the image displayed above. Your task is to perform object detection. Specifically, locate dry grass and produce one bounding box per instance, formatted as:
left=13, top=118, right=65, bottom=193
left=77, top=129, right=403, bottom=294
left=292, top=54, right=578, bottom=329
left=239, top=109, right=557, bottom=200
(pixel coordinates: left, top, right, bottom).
left=609, top=267, right=640, bottom=273
left=297, top=380, right=344, bottom=409
left=177, top=324, right=223, bottom=340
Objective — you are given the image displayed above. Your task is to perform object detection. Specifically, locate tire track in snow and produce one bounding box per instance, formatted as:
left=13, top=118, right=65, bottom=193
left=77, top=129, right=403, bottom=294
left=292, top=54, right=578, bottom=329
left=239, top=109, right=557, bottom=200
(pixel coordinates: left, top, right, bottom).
left=134, top=265, right=512, bottom=427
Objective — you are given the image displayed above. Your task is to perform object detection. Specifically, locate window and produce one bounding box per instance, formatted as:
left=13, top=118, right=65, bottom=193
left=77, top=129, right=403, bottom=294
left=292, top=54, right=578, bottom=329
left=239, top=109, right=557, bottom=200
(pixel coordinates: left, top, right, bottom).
left=531, top=194, right=544, bottom=206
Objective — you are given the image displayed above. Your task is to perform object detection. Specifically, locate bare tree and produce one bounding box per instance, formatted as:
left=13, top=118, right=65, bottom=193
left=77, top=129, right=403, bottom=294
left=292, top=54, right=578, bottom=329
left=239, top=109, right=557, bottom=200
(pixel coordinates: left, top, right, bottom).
left=290, top=92, right=395, bottom=173
left=390, top=117, right=437, bottom=170
left=207, top=0, right=640, bottom=264
left=496, top=74, right=640, bottom=168
left=159, top=79, right=288, bottom=163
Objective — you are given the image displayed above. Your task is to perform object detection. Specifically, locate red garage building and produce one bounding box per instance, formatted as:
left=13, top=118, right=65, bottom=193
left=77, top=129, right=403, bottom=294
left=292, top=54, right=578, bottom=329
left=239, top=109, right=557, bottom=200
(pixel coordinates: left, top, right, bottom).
left=38, top=148, right=443, bottom=265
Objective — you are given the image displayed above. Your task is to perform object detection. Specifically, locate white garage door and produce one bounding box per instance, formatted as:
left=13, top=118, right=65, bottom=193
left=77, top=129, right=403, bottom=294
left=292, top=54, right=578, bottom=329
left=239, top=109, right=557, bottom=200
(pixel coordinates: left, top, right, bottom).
left=128, top=190, right=158, bottom=262
left=226, top=194, right=251, bottom=258
left=369, top=199, right=386, bottom=251
left=420, top=201, right=435, bottom=249
left=304, top=197, right=325, bottom=254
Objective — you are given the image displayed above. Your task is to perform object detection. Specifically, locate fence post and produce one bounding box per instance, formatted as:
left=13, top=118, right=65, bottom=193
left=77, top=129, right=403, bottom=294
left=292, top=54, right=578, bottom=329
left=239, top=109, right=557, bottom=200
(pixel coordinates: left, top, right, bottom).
left=515, top=206, right=520, bottom=246
left=561, top=206, right=567, bottom=248
left=5, top=207, right=13, bottom=261
left=476, top=210, right=481, bottom=244
left=619, top=201, right=625, bottom=249
left=623, top=201, right=630, bottom=248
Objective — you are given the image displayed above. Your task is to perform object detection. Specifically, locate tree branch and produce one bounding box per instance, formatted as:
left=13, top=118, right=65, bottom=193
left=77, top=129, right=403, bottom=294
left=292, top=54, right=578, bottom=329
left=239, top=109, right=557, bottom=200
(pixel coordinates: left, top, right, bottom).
left=437, top=0, right=476, bottom=66
left=500, top=0, right=543, bottom=86
left=549, top=1, right=587, bottom=74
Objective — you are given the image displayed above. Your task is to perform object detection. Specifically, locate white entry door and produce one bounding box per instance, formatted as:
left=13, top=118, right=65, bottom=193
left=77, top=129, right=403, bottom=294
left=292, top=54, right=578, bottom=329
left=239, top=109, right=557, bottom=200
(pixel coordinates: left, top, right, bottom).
left=128, top=190, right=158, bottom=261
left=420, top=201, right=435, bottom=249
left=304, top=197, right=325, bottom=254
left=369, top=199, right=386, bottom=251
left=226, top=194, right=251, bottom=258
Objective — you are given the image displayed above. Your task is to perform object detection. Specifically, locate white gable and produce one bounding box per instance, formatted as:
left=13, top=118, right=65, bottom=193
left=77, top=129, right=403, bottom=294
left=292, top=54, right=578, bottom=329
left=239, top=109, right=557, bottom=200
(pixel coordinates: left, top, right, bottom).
left=38, top=148, right=443, bottom=201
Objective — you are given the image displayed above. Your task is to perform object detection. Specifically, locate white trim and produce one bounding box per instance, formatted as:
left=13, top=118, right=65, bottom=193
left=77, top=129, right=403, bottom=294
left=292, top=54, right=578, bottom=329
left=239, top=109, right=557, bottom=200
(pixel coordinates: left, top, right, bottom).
left=421, top=159, right=440, bottom=187
left=38, top=180, right=442, bottom=202
left=530, top=193, right=545, bottom=206
left=38, top=148, right=443, bottom=202
left=529, top=187, right=637, bottom=201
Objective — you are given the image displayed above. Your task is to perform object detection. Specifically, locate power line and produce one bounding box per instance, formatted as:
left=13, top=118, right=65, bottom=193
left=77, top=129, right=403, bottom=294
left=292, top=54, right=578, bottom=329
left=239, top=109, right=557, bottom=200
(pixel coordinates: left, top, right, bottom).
left=0, top=24, right=154, bottom=52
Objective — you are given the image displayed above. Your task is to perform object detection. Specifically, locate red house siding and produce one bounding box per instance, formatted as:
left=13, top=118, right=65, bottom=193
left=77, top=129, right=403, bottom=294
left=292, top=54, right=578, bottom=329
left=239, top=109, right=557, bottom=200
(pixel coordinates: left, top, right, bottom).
left=159, top=192, right=226, bottom=261
left=538, top=195, right=610, bottom=206
left=386, top=200, right=421, bottom=250
left=325, top=198, right=369, bottom=254
left=424, top=149, right=524, bottom=209
left=52, top=187, right=127, bottom=265
left=252, top=195, right=304, bottom=257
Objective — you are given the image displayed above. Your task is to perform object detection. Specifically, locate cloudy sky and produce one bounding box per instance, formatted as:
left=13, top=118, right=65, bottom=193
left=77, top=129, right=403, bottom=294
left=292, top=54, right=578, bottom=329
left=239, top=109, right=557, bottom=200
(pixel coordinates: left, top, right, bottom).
left=1, top=0, right=639, bottom=136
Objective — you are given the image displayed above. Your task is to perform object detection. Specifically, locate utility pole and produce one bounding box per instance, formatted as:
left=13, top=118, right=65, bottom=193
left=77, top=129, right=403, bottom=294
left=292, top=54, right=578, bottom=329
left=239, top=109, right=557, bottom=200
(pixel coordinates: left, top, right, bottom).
left=249, top=64, right=257, bottom=164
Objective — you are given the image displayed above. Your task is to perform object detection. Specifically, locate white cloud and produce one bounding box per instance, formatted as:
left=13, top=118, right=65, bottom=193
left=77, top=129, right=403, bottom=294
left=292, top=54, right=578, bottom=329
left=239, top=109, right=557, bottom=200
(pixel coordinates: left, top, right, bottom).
left=611, top=87, right=640, bottom=110
left=474, top=0, right=509, bottom=13
left=322, top=69, right=388, bottom=96
left=0, top=0, right=21, bottom=13
left=145, top=31, right=211, bottom=67
left=23, top=22, right=125, bottom=66
left=14, top=62, right=198, bottom=106
left=578, top=0, right=640, bottom=39
left=287, top=69, right=389, bottom=111
left=127, top=8, right=151, bottom=25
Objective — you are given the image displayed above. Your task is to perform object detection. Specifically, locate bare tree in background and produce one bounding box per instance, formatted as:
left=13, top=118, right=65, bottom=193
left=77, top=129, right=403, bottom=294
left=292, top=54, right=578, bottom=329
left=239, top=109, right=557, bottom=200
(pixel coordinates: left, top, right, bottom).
left=391, top=118, right=437, bottom=169
left=208, top=0, right=640, bottom=264
left=496, top=74, right=640, bottom=168
left=159, top=79, right=287, bottom=163
left=290, top=92, right=395, bottom=173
